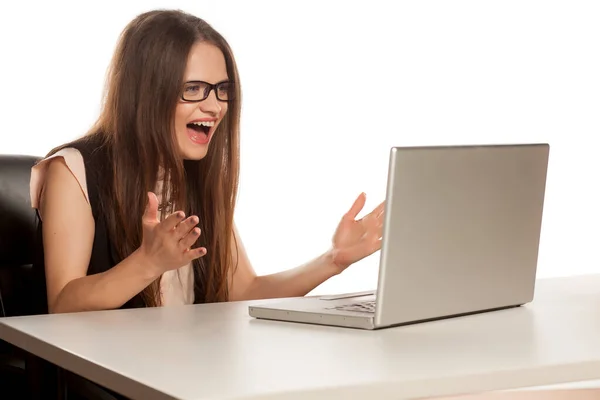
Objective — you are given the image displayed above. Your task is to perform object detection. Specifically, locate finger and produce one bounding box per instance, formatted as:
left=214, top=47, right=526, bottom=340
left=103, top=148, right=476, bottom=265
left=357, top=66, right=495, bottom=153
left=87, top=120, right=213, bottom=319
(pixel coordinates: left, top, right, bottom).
left=373, top=201, right=385, bottom=218
left=160, top=210, right=187, bottom=232
left=174, top=215, right=199, bottom=239
left=184, top=246, right=207, bottom=262
left=345, top=192, right=366, bottom=220
left=360, top=205, right=384, bottom=229
left=142, top=192, right=160, bottom=223
left=362, top=200, right=385, bottom=220
left=180, top=227, right=201, bottom=250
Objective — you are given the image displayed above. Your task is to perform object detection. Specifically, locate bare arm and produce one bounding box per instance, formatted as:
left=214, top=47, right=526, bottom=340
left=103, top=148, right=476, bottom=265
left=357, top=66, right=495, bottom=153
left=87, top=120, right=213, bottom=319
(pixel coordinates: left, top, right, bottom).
left=228, top=225, right=340, bottom=301
left=228, top=194, right=384, bottom=301
left=40, top=159, right=160, bottom=313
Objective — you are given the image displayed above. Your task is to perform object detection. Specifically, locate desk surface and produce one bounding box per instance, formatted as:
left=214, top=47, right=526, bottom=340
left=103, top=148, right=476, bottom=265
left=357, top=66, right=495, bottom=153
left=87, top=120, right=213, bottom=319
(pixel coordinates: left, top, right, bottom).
left=1, top=274, right=600, bottom=400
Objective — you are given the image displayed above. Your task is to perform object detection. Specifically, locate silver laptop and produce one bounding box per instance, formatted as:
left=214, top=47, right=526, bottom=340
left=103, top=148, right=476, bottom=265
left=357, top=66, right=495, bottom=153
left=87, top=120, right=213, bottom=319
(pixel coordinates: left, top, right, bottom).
left=249, top=143, right=550, bottom=330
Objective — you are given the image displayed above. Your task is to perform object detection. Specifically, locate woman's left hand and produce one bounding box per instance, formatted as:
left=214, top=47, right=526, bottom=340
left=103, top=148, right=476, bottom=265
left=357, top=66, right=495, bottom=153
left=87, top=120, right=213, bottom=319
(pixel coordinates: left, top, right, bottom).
left=330, top=193, right=385, bottom=272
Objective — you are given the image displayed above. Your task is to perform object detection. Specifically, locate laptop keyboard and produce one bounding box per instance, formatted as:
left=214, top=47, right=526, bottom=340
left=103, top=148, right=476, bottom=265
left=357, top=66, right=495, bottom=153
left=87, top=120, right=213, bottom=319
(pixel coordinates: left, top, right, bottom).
left=332, top=300, right=376, bottom=313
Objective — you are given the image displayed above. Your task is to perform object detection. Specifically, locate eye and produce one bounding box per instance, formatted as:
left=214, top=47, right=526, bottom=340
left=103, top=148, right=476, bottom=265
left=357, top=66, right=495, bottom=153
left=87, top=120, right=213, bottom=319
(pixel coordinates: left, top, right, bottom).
left=185, top=84, right=201, bottom=94
left=217, top=82, right=232, bottom=98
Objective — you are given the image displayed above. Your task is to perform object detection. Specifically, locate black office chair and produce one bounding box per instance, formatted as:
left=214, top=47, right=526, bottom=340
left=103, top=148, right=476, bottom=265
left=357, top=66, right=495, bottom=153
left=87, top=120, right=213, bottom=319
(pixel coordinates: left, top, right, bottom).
left=0, top=154, right=44, bottom=398
left=0, top=154, right=128, bottom=400
left=0, top=154, right=40, bottom=316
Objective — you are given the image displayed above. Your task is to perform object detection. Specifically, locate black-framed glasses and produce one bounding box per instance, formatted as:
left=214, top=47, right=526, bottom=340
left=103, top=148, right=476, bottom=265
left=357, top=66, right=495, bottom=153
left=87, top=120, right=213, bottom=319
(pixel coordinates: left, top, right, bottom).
left=181, top=80, right=234, bottom=102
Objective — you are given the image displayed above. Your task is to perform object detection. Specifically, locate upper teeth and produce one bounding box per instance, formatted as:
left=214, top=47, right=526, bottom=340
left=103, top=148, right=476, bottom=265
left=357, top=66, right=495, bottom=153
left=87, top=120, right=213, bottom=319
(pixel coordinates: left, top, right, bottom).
left=192, top=121, right=214, bottom=127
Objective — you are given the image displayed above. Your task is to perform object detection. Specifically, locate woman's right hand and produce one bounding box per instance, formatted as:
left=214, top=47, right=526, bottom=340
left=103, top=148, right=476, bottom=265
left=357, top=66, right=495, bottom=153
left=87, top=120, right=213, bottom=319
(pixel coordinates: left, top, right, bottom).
left=139, top=192, right=206, bottom=274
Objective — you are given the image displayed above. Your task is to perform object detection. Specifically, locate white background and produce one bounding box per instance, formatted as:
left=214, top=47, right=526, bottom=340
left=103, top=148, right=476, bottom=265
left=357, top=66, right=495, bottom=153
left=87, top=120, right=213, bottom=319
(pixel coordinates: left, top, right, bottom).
left=1, top=0, right=598, bottom=295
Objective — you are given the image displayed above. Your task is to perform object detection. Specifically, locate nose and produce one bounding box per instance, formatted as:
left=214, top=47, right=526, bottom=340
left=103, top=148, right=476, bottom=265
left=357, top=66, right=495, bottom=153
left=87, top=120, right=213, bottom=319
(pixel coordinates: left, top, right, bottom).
left=198, top=89, right=222, bottom=115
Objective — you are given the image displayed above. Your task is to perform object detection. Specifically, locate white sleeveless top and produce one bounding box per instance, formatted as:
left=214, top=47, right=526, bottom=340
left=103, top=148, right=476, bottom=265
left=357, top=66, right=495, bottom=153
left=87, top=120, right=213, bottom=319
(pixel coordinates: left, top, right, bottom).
left=30, top=147, right=194, bottom=306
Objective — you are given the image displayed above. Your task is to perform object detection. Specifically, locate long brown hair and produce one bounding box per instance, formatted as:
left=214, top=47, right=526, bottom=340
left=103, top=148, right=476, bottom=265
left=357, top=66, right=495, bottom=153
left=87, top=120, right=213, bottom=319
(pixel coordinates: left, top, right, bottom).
left=49, top=9, right=241, bottom=307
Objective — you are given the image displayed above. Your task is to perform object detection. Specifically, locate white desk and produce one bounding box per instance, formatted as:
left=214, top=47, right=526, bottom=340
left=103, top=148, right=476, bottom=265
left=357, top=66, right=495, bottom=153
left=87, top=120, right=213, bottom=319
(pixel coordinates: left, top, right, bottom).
left=1, top=274, right=600, bottom=400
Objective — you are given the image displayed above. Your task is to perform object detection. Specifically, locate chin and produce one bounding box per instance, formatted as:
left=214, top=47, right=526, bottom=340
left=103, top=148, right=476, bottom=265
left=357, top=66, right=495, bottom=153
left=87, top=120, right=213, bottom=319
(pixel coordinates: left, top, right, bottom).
left=180, top=147, right=209, bottom=161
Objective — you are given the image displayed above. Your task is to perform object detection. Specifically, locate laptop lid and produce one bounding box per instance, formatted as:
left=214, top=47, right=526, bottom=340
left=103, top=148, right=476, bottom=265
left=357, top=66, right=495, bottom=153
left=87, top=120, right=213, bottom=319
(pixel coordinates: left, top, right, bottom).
left=374, top=144, right=549, bottom=328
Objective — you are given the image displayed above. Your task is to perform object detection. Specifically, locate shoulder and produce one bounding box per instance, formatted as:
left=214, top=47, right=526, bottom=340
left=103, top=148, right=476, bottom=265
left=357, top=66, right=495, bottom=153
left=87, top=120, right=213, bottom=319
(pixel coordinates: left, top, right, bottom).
left=31, top=147, right=90, bottom=212
left=31, top=134, right=112, bottom=213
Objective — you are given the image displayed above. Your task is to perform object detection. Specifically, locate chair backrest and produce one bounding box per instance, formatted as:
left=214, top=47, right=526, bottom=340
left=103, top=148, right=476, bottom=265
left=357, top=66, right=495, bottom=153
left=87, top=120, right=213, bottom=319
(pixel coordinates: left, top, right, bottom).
left=0, top=154, right=41, bottom=316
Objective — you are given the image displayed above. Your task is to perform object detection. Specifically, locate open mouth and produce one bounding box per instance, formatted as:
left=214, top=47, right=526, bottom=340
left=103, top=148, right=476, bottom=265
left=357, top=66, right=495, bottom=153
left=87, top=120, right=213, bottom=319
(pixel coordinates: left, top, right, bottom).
left=186, top=120, right=215, bottom=144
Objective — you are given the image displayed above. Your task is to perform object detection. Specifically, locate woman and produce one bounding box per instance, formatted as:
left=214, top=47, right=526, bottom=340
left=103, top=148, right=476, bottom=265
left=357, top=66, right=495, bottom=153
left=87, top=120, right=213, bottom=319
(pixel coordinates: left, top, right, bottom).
left=30, top=9, right=384, bottom=314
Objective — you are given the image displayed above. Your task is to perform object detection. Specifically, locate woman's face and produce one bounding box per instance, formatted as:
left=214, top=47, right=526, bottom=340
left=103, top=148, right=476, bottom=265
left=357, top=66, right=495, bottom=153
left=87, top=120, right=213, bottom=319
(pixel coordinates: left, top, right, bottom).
left=174, top=41, right=230, bottom=160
